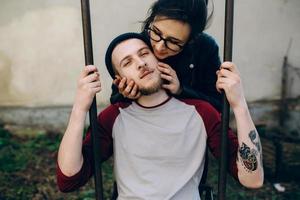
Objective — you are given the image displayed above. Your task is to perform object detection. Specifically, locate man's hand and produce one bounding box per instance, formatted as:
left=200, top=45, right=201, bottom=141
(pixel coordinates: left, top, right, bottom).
left=216, top=62, right=246, bottom=110
left=58, top=65, right=101, bottom=177
left=113, top=75, right=141, bottom=99
left=216, top=62, right=264, bottom=188
left=158, top=62, right=182, bottom=95
left=74, top=65, right=101, bottom=112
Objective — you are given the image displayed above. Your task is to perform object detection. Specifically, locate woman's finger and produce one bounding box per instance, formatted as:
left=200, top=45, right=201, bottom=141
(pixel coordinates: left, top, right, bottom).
left=118, top=77, right=127, bottom=91
left=123, top=80, right=134, bottom=96
left=128, top=84, right=139, bottom=98
left=158, top=62, right=172, bottom=68
left=161, top=74, right=173, bottom=82
left=158, top=65, right=172, bottom=75
left=162, top=84, right=172, bottom=90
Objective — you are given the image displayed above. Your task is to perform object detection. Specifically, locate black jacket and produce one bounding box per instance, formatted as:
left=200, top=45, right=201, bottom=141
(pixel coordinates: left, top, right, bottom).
left=110, top=32, right=222, bottom=111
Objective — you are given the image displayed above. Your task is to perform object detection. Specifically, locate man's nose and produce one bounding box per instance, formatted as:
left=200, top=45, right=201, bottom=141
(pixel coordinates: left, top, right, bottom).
left=137, top=58, right=147, bottom=70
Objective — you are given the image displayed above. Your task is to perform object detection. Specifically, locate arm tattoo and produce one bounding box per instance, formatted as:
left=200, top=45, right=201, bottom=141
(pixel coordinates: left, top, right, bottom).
left=249, top=130, right=261, bottom=152
left=238, top=130, right=262, bottom=172
left=239, top=142, right=258, bottom=172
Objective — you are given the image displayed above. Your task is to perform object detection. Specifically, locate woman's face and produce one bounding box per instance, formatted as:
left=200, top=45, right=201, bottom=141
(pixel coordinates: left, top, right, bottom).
left=149, top=16, right=191, bottom=60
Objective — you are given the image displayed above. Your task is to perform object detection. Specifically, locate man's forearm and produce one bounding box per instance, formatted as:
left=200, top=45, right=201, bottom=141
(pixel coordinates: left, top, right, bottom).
left=233, top=104, right=264, bottom=188
left=57, top=105, right=87, bottom=176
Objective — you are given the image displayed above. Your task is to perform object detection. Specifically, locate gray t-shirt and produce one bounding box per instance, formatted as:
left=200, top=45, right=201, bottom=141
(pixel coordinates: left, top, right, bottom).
left=113, top=98, right=207, bottom=199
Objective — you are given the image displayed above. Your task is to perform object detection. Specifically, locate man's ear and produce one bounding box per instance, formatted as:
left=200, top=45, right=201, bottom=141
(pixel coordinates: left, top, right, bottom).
left=115, top=74, right=121, bottom=79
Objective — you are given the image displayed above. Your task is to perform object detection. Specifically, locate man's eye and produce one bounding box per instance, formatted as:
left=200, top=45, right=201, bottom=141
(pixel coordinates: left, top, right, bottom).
left=141, top=51, right=149, bottom=56
left=123, top=60, right=131, bottom=67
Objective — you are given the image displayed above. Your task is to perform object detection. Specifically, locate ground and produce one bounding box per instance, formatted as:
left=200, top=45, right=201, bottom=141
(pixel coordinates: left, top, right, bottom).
left=0, top=125, right=299, bottom=200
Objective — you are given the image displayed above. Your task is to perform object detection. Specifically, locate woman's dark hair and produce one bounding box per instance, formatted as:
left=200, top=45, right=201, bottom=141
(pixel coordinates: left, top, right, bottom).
left=142, top=0, right=213, bottom=42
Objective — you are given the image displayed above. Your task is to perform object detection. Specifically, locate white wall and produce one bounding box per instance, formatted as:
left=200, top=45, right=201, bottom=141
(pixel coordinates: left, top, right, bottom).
left=207, top=0, right=300, bottom=101
left=0, top=0, right=154, bottom=106
left=0, top=0, right=299, bottom=107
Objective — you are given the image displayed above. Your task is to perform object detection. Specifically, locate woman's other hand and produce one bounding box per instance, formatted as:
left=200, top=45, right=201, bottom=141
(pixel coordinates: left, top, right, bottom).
left=158, top=62, right=182, bottom=95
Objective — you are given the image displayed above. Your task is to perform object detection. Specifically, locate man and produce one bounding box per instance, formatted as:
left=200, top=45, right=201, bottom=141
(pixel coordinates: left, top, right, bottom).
left=57, top=33, right=264, bottom=199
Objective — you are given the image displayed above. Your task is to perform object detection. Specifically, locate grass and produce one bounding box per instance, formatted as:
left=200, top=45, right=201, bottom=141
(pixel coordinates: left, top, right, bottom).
left=0, top=125, right=299, bottom=200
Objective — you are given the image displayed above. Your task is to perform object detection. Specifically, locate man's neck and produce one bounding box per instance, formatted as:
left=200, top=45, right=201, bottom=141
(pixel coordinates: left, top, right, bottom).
left=137, top=89, right=170, bottom=108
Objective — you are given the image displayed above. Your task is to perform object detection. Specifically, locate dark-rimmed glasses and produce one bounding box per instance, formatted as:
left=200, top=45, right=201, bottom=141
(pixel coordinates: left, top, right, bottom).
left=146, top=27, right=184, bottom=52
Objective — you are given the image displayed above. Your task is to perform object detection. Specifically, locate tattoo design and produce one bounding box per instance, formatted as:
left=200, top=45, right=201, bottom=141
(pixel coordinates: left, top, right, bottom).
left=239, top=142, right=258, bottom=172
left=238, top=130, right=263, bottom=172
left=249, top=130, right=261, bottom=152
left=249, top=129, right=263, bottom=165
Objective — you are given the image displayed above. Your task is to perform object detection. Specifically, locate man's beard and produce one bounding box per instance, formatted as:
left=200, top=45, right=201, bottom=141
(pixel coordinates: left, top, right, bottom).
left=139, top=77, right=162, bottom=96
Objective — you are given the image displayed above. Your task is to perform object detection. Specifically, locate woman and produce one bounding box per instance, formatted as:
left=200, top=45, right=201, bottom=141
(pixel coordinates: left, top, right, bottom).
left=111, top=0, right=222, bottom=111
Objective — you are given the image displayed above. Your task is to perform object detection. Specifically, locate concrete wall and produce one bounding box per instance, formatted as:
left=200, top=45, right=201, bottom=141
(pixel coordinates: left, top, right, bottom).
left=207, top=0, right=300, bottom=101
left=0, top=0, right=300, bottom=129
left=0, top=0, right=153, bottom=107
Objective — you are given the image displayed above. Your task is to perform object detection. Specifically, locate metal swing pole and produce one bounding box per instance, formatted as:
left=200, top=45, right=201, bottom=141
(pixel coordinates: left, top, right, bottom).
left=217, top=0, right=234, bottom=200
left=80, top=0, right=104, bottom=199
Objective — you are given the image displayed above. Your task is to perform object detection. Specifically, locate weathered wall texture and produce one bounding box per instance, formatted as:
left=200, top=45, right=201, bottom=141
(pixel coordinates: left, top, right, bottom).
left=0, top=0, right=299, bottom=129
left=207, top=0, right=300, bottom=101
left=0, top=0, right=153, bottom=106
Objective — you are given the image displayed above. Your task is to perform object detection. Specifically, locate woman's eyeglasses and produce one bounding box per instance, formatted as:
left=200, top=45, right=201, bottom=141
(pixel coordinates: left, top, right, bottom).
left=146, top=28, right=184, bottom=52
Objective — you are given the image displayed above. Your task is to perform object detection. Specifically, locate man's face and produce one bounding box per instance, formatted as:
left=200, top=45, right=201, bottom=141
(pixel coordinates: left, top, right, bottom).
left=112, top=38, right=162, bottom=95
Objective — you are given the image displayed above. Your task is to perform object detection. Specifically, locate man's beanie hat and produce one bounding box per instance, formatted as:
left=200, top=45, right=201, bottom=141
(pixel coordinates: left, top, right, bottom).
left=105, top=32, right=151, bottom=78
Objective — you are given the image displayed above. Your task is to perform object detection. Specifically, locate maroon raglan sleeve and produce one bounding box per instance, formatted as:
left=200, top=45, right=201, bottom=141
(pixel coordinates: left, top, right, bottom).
left=183, top=99, right=239, bottom=180
left=56, top=103, right=123, bottom=192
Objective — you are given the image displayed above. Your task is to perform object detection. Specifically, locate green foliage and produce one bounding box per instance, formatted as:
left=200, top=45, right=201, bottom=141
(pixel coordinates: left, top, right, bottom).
left=23, top=132, right=61, bottom=152
left=0, top=128, right=28, bottom=172
left=0, top=126, right=12, bottom=147
left=0, top=126, right=299, bottom=200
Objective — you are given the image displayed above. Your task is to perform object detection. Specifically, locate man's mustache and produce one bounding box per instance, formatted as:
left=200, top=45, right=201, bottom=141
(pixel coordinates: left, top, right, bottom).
left=139, top=68, right=154, bottom=79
